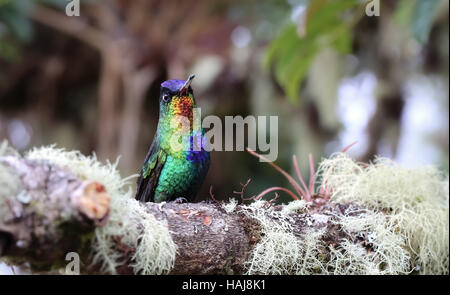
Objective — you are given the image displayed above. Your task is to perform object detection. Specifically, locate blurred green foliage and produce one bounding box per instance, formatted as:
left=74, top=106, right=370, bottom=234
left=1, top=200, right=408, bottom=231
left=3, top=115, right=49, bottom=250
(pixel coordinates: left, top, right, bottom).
left=395, top=0, right=440, bottom=44
left=265, top=0, right=443, bottom=103
left=0, top=0, right=70, bottom=60
left=411, top=0, right=440, bottom=43
left=0, top=0, right=448, bottom=202
left=0, top=0, right=33, bottom=42
left=264, top=0, right=362, bottom=104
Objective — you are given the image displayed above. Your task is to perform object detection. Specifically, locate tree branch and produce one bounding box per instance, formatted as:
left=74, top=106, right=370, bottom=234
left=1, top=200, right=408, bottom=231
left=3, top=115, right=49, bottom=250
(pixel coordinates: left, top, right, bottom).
left=0, top=154, right=353, bottom=274
left=0, top=155, right=110, bottom=270
left=3, top=151, right=442, bottom=275
left=29, top=5, right=108, bottom=51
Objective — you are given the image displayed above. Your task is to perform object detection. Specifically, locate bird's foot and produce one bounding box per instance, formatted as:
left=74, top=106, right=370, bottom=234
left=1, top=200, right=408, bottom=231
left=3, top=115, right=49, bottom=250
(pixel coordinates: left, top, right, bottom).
left=173, top=197, right=188, bottom=204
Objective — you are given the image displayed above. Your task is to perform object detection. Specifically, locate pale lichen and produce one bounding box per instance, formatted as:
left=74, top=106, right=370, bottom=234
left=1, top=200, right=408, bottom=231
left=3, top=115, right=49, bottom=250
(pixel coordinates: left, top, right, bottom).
left=26, top=145, right=177, bottom=274
left=317, top=154, right=449, bottom=274
left=0, top=141, right=20, bottom=217
left=222, top=198, right=238, bottom=213
left=240, top=200, right=326, bottom=274
left=242, top=153, right=448, bottom=275
left=281, top=199, right=308, bottom=214
left=328, top=208, right=412, bottom=274
left=2, top=141, right=448, bottom=275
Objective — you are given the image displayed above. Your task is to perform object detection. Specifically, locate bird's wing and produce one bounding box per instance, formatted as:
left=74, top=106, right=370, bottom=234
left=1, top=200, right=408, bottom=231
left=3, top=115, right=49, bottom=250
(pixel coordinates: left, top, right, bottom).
left=135, top=139, right=167, bottom=202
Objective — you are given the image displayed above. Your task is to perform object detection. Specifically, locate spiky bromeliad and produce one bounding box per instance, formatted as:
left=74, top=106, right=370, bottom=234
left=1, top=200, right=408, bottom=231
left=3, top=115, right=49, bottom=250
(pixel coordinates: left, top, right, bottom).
left=136, top=75, right=210, bottom=203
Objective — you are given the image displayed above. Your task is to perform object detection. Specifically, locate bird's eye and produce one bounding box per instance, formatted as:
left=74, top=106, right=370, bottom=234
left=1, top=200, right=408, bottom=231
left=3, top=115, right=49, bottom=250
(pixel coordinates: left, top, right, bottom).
left=162, top=93, right=171, bottom=102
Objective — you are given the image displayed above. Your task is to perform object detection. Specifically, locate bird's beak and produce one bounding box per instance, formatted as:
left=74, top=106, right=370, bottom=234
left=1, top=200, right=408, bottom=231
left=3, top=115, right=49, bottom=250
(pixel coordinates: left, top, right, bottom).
left=180, top=74, right=195, bottom=96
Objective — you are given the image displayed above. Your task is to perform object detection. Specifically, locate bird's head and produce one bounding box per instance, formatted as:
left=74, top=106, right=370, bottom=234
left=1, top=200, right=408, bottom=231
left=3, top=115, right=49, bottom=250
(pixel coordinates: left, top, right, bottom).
left=159, top=75, right=196, bottom=123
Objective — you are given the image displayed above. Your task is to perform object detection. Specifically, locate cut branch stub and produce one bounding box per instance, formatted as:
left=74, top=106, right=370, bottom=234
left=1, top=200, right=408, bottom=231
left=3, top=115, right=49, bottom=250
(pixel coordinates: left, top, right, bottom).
left=72, top=181, right=110, bottom=224
left=0, top=156, right=110, bottom=267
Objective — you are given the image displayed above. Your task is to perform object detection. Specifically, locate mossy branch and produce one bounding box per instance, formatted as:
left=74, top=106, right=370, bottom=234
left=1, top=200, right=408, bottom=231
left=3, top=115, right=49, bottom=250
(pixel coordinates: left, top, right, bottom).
left=0, top=142, right=448, bottom=275
left=0, top=155, right=110, bottom=270
left=0, top=153, right=343, bottom=274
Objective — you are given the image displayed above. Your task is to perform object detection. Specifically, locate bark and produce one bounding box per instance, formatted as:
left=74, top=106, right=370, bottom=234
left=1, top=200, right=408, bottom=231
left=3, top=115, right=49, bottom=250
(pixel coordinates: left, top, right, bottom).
left=0, top=156, right=110, bottom=271
left=0, top=155, right=347, bottom=275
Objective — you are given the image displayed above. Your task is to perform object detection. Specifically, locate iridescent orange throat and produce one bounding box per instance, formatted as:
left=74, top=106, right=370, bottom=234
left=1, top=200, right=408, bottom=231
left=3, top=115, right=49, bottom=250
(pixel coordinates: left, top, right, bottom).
left=169, top=95, right=195, bottom=123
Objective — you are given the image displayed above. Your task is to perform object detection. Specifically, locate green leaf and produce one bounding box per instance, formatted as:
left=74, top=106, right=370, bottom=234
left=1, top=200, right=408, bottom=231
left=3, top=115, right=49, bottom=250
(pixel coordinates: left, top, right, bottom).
left=264, top=0, right=361, bottom=103
left=332, top=28, right=353, bottom=54
left=411, top=0, right=440, bottom=44
left=37, top=0, right=69, bottom=9
left=394, top=0, right=417, bottom=26
left=0, top=0, right=35, bottom=42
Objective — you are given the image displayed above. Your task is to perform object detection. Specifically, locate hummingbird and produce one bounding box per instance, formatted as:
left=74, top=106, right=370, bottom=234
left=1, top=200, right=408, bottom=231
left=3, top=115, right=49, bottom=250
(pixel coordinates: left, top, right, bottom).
left=135, top=75, right=210, bottom=203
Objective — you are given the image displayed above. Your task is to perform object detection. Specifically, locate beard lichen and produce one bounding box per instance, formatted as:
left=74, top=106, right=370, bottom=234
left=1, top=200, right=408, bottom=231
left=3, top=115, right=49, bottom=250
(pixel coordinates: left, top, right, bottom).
left=240, top=154, right=448, bottom=275
left=222, top=198, right=239, bottom=213
left=0, top=141, right=21, bottom=218
left=328, top=208, right=412, bottom=274
left=317, top=154, right=449, bottom=274
left=2, top=141, right=448, bottom=275
left=239, top=200, right=327, bottom=274
left=25, top=145, right=177, bottom=274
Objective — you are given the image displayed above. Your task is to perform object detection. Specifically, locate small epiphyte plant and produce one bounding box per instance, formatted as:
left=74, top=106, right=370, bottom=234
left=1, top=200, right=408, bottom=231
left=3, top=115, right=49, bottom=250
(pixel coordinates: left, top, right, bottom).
left=242, top=142, right=358, bottom=203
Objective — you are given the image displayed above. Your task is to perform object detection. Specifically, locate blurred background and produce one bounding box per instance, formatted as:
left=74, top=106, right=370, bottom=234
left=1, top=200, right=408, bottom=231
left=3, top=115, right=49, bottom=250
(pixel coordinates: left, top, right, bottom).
left=0, top=0, right=448, bottom=206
